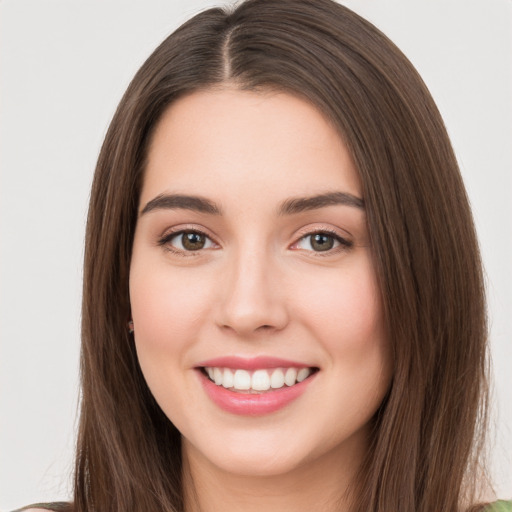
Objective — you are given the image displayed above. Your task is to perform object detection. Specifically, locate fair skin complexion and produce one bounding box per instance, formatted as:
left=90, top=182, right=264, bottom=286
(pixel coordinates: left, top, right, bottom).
left=129, top=88, right=392, bottom=512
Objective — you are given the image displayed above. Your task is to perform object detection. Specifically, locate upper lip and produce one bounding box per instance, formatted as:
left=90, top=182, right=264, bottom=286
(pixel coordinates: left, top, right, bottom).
left=195, top=356, right=316, bottom=371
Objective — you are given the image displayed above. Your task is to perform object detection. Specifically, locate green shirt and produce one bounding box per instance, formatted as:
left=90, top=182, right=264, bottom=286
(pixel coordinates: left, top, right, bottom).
left=486, top=501, right=512, bottom=512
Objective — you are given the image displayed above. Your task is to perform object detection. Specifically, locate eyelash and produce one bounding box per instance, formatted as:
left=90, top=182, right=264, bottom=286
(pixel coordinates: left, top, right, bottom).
left=291, top=228, right=353, bottom=256
left=157, top=228, right=217, bottom=256
left=157, top=227, right=353, bottom=257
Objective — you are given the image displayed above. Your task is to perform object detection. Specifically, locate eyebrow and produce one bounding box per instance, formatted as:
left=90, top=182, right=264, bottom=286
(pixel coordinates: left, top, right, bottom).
left=278, top=191, right=364, bottom=215
left=140, top=191, right=364, bottom=217
left=140, top=193, right=222, bottom=216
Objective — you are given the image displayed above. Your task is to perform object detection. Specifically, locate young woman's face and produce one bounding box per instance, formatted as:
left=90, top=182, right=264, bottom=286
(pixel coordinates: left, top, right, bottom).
left=130, top=89, right=392, bottom=478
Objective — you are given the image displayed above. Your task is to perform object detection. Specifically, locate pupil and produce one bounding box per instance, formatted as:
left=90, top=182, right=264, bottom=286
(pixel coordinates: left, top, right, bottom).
left=311, top=233, right=334, bottom=251
left=182, top=232, right=205, bottom=250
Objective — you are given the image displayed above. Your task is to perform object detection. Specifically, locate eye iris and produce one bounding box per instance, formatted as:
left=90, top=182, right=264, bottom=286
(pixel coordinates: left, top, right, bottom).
left=182, top=232, right=205, bottom=250
left=311, top=233, right=334, bottom=251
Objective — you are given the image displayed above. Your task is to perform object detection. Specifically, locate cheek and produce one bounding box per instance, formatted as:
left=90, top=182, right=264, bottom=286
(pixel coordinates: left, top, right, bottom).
left=294, top=254, right=392, bottom=403
left=129, top=261, right=212, bottom=348
left=128, top=256, right=219, bottom=407
left=128, top=257, right=215, bottom=423
left=296, top=256, right=384, bottom=351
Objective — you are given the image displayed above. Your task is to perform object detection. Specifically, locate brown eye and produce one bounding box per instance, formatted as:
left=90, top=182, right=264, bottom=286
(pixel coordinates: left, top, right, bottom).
left=159, top=230, right=216, bottom=253
left=310, top=233, right=335, bottom=251
left=293, top=231, right=352, bottom=253
left=181, top=232, right=206, bottom=250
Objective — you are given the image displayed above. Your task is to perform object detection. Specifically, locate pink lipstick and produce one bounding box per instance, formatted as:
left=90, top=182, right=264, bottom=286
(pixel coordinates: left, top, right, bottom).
left=196, top=356, right=318, bottom=416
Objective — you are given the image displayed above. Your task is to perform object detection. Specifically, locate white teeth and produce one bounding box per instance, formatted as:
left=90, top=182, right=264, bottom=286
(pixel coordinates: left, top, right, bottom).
left=252, top=370, right=271, bottom=391
left=222, top=368, right=234, bottom=388
left=297, top=368, right=312, bottom=382
left=213, top=367, right=223, bottom=385
left=270, top=368, right=285, bottom=389
left=204, top=366, right=315, bottom=391
left=233, top=369, right=251, bottom=390
left=284, top=367, right=298, bottom=386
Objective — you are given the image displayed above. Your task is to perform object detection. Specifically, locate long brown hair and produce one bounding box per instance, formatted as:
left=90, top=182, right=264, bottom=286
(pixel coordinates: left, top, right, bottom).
left=76, top=1, right=489, bottom=510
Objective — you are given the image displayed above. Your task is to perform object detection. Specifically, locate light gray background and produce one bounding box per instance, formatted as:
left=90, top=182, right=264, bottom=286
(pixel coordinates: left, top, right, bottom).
left=1, top=0, right=511, bottom=509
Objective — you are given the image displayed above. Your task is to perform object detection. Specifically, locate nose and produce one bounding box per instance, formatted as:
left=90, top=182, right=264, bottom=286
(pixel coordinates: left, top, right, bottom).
left=215, top=247, right=289, bottom=337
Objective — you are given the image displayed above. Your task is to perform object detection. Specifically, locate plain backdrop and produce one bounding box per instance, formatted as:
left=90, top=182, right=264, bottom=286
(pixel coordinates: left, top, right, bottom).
left=1, top=0, right=511, bottom=509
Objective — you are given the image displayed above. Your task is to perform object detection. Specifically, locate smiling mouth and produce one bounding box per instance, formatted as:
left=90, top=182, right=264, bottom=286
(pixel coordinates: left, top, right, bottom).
left=200, top=366, right=319, bottom=394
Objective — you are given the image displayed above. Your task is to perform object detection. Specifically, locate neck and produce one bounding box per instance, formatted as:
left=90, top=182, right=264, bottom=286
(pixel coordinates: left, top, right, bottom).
left=182, top=432, right=367, bottom=512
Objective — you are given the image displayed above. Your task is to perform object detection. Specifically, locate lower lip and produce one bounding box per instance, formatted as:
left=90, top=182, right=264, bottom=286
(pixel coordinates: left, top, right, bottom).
left=197, top=370, right=316, bottom=416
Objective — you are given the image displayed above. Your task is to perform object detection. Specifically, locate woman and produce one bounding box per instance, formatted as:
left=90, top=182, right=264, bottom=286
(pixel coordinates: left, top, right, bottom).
left=16, top=0, right=510, bottom=511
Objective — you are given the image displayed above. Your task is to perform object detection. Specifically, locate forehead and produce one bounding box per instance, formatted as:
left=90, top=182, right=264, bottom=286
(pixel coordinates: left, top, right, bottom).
left=142, top=88, right=361, bottom=207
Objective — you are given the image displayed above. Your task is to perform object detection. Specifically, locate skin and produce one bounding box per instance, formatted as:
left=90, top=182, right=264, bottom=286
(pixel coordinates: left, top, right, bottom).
left=129, top=88, right=392, bottom=512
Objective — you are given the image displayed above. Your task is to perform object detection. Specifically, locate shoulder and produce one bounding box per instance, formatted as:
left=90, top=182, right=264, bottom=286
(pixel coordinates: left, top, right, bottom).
left=484, top=501, right=512, bottom=512
left=11, top=504, right=72, bottom=512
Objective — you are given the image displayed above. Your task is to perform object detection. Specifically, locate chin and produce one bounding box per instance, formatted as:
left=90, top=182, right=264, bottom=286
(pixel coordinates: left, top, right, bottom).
left=182, top=424, right=314, bottom=477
